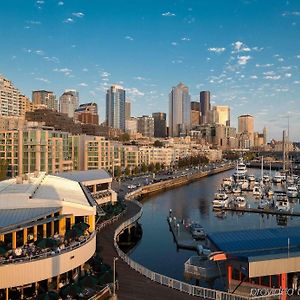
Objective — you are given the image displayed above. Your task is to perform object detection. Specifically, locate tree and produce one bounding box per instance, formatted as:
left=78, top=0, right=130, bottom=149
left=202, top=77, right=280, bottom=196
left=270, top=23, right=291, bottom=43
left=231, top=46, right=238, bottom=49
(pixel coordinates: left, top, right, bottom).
left=155, top=162, right=161, bottom=172
left=114, top=166, right=121, bottom=178
left=141, top=163, right=148, bottom=173
left=153, top=140, right=163, bottom=148
left=119, top=133, right=130, bottom=142
left=0, top=159, right=8, bottom=181
left=148, top=163, right=155, bottom=173
left=124, top=166, right=131, bottom=176
left=133, top=166, right=139, bottom=175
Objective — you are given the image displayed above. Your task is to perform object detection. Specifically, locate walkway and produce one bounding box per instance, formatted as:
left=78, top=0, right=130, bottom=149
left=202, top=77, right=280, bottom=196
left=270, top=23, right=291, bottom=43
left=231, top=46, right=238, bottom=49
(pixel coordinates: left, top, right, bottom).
left=97, top=201, right=199, bottom=300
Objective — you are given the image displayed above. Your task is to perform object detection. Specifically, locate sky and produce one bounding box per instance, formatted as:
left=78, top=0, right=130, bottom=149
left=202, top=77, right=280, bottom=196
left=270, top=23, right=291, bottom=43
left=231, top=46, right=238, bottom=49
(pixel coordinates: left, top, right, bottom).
left=0, top=0, right=300, bottom=141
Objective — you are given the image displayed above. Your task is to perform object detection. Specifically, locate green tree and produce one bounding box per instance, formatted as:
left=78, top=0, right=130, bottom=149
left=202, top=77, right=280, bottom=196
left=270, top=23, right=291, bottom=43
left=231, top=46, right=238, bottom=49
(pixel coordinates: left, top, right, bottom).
left=125, top=166, right=131, bottom=176
left=141, top=163, right=148, bottom=173
left=133, top=166, right=139, bottom=175
left=114, top=166, right=121, bottom=178
left=148, top=163, right=155, bottom=173
left=0, top=159, right=8, bottom=181
left=153, top=140, right=163, bottom=148
left=155, top=162, right=161, bottom=172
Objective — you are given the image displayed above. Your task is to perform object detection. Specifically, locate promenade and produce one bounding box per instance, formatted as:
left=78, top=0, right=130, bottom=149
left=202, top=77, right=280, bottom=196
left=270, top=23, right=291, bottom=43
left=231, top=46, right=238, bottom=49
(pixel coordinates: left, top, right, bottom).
left=97, top=200, right=199, bottom=300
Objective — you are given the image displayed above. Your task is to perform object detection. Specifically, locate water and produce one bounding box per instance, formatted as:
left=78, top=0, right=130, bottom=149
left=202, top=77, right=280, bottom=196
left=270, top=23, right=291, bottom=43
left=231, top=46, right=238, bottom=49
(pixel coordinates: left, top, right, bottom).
left=129, top=168, right=300, bottom=283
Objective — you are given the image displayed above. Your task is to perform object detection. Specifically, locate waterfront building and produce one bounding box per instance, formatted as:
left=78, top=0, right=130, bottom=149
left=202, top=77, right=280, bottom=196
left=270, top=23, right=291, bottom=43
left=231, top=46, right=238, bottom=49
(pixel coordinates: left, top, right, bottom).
left=0, top=116, right=25, bottom=131
left=137, top=115, right=154, bottom=137
left=169, top=82, right=191, bottom=137
left=74, top=102, right=99, bottom=125
left=121, top=145, right=139, bottom=169
left=125, top=99, right=131, bottom=120
left=125, top=117, right=138, bottom=135
left=238, top=114, right=254, bottom=148
left=59, top=90, right=79, bottom=118
left=32, top=90, right=58, bottom=111
left=212, top=105, right=230, bottom=126
left=0, top=76, right=21, bottom=116
left=106, top=85, right=126, bottom=131
left=152, top=112, right=167, bottom=138
left=0, top=172, right=97, bottom=299
left=200, top=91, right=211, bottom=124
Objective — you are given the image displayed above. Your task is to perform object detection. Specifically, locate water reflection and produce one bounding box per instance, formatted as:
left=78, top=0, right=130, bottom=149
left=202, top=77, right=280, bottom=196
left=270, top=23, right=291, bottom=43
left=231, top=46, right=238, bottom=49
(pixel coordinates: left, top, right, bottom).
left=130, top=168, right=300, bottom=282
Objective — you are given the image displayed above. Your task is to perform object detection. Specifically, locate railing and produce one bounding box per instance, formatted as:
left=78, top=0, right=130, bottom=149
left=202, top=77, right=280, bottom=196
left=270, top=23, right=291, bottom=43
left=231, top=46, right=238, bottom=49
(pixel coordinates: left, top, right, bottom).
left=0, top=232, right=96, bottom=265
left=96, top=207, right=127, bottom=232
left=114, top=200, right=280, bottom=300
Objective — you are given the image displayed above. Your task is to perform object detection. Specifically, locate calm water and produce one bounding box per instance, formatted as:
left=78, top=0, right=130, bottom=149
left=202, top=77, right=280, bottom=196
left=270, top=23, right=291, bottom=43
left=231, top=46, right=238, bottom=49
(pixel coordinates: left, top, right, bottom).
left=129, top=168, right=300, bottom=283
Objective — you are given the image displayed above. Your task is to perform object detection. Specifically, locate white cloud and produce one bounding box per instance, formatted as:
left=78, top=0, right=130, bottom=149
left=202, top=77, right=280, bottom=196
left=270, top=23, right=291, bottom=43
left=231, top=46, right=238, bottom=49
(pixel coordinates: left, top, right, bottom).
left=125, top=36, right=134, bottom=41
left=133, top=76, right=146, bottom=81
left=208, top=47, right=226, bottom=53
left=126, top=87, right=144, bottom=97
left=162, top=12, right=176, bottom=17
left=296, top=55, right=300, bottom=59
left=36, top=0, right=44, bottom=3
left=234, top=41, right=243, bottom=51
left=181, top=37, right=191, bottom=41
left=282, top=11, right=300, bottom=17
left=72, top=12, right=85, bottom=18
left=82, top=68, right=88, bottom=72
left=53, top=68, right=72, bottom=76
left=250, top=75, right=258, bottom=79
left=171, top=42, right=178, bottom=46
left=101, top=71, right=111, bottom=77
left=35, top=77, right=50, bottom=84
left=171, top=59, right=183, bottom=64
left=233, top=41, right=252, bottom=52
left=278, top=57, right=284, bottom=62
left=263, top=71, right=275, bottom=76
left=238, top=55, right=251, bottom=65
left=63, top=18, right=74, bottom=23
left=58, top=1, right=64, bottom=5
left=285, top=73, right=292, bottom=78
left=35, top=50, right=44, bottom=56
left=27, top=20, right=41, bottom=25
left=256, top=63, right=273, bottom=67
left=78, top=83, right=88, bottom=87
left=252, top=46, right=264, bottom=52
left=265, top=75, right=281, bottom=80
left=43, top=56, right=60, bottom=63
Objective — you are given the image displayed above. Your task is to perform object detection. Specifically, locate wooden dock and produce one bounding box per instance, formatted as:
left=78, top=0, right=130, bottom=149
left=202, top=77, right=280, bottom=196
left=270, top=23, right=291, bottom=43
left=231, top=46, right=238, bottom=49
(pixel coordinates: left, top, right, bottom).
left=97, top=201, right=199, bottom=300
left=223, top=206, right=300, bottom=217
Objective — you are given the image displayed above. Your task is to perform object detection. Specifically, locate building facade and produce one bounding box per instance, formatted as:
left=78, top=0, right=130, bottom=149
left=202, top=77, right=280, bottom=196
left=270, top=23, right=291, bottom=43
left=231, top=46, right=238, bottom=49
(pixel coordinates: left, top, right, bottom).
left=32, top=90, right=58, bottom=111
left=169, top=82, right=191, bottom=137
left=238, top=114, right=254, bottom=148
left=212, top=105, right=230, bottom=126
left=200, top=91, right=211, bottom=124
left=74, top=103, right=99, bottom=125
left=59, top=90, right=79, bottom=118
left=125, top=99, right=131, bottom=120
left=125, top=117, right=138, bottom=135
left=152, top=112, right=167, bottom=138
left=137, top=115, right=154, bottom=137
left=106, top=85, right=126, bottom=131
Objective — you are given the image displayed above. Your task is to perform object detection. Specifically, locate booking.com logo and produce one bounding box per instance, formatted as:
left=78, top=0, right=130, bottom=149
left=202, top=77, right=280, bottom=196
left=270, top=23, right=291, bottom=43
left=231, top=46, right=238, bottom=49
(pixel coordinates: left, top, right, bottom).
left=250, top=288, right=300, bottom=297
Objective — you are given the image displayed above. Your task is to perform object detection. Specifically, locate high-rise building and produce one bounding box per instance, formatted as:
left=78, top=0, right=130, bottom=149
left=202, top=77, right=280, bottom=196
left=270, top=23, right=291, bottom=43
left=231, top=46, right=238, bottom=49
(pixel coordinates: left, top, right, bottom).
left=125, top=117, right=138, bottom=135
left=59, top=90, right=79, bottom=118
left=152, top=112, right=167, bottom=138
left=190, top=101, right=200, bottom=129
left=238, top=114, right=254, bottom=148
left=212, top=106, right=230, bottom=126
left=200, top=91, right=211, bottom=124
left=125, top=99, right=131, bottom=120
left=137, top=115, right=154, bottom=137
left=169, top=82, right=191, bottom=137
left=0, top=75, right=21, bottom=116
left=32, top=90, right=58, bottom=111
left=106, top=85, right=126, bottom=131
left=74, top=102, right=99, bottom=125
left=191, top=101, right=200, bottom=112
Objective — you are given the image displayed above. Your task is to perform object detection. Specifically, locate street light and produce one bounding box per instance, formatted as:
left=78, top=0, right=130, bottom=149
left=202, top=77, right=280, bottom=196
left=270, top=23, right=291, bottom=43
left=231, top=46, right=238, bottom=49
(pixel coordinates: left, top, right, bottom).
left=112, top=257, right=118, bottom=300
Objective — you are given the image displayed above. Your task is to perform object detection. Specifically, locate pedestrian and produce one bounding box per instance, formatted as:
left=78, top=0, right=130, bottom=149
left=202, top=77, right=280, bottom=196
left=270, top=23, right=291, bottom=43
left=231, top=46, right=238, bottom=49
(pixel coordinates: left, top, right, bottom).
left=292, top=273, right=298, bottom=291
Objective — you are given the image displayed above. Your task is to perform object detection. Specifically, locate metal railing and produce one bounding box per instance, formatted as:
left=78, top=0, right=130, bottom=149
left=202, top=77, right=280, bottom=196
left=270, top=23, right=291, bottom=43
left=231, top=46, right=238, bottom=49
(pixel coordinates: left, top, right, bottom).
left=96, top=207, right=127, bottom=232
left=0, top=232, right=96, bottom=265
left=114, top=200, right=280, bottom=300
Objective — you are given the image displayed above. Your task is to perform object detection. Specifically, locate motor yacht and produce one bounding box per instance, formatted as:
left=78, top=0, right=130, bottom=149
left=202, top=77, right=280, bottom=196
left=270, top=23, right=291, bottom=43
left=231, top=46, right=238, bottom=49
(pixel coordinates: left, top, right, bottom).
left=233, top=158, right=247, bottom=179
left=233, top=196, right=247, bottom=208
left=287, top=186, right=298, bottom=198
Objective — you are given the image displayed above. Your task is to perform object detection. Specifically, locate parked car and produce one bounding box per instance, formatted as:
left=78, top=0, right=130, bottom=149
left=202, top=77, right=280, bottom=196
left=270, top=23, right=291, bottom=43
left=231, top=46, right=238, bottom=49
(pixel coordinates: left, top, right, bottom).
left=190, top=223, right=206, bottom=240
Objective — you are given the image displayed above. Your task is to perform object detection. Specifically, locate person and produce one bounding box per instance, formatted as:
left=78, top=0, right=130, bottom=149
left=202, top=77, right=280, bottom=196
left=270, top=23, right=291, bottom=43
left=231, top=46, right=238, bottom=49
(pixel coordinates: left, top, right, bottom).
left=292, top=273, right=298, bottom=291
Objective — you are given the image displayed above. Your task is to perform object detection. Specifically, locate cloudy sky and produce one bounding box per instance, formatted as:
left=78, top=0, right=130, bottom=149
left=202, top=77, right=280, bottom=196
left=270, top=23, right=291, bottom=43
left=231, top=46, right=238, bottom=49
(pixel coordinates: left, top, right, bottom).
left=1, top=0, right=300, bottom=141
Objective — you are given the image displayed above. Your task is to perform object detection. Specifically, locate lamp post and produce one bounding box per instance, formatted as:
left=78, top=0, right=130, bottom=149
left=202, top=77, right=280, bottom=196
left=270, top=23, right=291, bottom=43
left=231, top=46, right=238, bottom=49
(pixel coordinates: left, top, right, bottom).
left=112, top=257, right=118, bottom=299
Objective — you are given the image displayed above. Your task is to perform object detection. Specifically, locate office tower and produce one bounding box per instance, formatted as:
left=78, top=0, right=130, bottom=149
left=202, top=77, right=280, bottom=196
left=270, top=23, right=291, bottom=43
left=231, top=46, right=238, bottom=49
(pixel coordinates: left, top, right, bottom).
left=190, top=101, right=200, bottom=128
left=169, top=82, right=191, bottom=137
left=125, top=99, right=131, bottom=120
left=32, top=90, right=58, bottom=111
left=152, top=112, right=167, bottom=138
left=263, top=126, right=267, bottom=145
left=238, top=114, right=254, bottom=148
left=212, top=106, right=230, bottom=126
left=125, top=117, right=138, bottom=135
left=59, top=90, right=79, bottom=118
left=106, top=85, right=126, bottom=131
left=74, top=102, right=99, bottom=125
left=0, top=75, right=21, bottom=116
left=200, top=91, right=211, bottom=124
left=137, top=115, right=154, bottom=137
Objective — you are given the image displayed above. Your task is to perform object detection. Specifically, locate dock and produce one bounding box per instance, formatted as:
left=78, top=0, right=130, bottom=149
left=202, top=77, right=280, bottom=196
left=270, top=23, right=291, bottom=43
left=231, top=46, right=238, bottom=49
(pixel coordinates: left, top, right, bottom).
left=167, top=216, right=206, bottom=251
left=223, top=206, right=300, bottom=217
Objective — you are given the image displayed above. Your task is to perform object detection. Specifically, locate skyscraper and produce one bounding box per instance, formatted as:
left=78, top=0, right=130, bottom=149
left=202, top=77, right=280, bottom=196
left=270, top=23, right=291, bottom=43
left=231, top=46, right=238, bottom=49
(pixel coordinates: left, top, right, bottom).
left=106, top=85, right=126, bottom=131
left=169, top=82, right=191, bottom=137
left=212, top=106, right=230, bottom=126
left=152, top=112, right=167, bottom=138
left=238, top=114, right=254, bottom=148
left=190, top=101, right=200, bottom=128
left=32, top=90, right=58, bottom=111
left=59, top=90, right=79, bottom=118
left=125, top=99, right=131, bottom=120
left=74, top=102, right=99, bottom=125
left=137, top=115, right=154, bottom=137
left=200, top=91, right=211, bottom=124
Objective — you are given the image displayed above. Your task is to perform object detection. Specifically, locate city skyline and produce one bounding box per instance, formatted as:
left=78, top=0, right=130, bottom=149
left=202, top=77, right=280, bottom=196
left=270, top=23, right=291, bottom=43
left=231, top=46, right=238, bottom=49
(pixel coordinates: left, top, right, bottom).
left=0, top=0, right=300, bottom=140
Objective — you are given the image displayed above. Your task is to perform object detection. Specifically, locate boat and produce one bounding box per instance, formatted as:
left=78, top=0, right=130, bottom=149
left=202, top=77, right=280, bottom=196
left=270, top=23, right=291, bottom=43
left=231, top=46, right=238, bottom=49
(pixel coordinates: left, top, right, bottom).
left=222, top=177, right=233, bottom=187
left=273, top=173, right=284, bottom=184
left=262, top=174, right=270, bottom=183
left=248, top=174, right=256, bottom=182
left=233, top=196, right=247, bottom=208
left=212, top=191, right=229, bottom=209
left=233, top=158, right=247, bottom=179
left=236, top=178, right=249, bottom=191
left=265, top=187, right=274, bottom=197
left=232, top=184, right=241, bottom=194
left=253, top=185, right=262, bottom=198
left=274, top=192, right=290, bottom=212
left=257, top=198, right=270, bottom=209
left=287, top=186, right=298, bottom=198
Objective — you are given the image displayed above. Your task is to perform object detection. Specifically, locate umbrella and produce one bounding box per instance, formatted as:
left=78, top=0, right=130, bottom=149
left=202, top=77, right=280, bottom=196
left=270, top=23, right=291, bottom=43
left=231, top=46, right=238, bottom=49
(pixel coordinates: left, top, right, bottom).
left=73, top=222, right=90, bottom=231
left=60, top=283, right=82, bottom=297
left=64, top=227, right=83, bottom=240
left=36, top=291, right=59, bottom=300
left=0, top=246, right=7, bottom=255
left=79, top=275, right=98, bottom=288
left=35, top=238, right=59, bottom=249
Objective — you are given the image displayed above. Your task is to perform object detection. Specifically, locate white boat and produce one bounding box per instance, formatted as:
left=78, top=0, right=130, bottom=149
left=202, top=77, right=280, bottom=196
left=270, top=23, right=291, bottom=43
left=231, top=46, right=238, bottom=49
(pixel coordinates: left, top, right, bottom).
left=212, top=191, right=229, bottom=209
left=257, top=198, right=270, bottom=209
left=266, top=188, right=274, bottom=197
left=232, top=185, right=241, bottom=194
left=236, top=179, right=249, bottom=190
left=233, top=158, right=247, bottom=179
left=222, top=177, right=233, bottom=187
left=253, top=185, right=262, bottom=198
left=262, top=174, right=270, bottom=183
left=273, top=173, right=284, bottom=184
left=248, top=174, right=256, bottom=182
left=233, top=196, right=247, bottom=208
left=287, top=186, right=298, bottom=198
left=274, top=192, right=290, bottom=212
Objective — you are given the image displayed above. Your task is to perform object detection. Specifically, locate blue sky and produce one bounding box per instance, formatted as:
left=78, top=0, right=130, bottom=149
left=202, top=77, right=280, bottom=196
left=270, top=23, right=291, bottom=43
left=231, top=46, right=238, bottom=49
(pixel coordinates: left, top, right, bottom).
left=0, top=0, right=300, bottom=141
